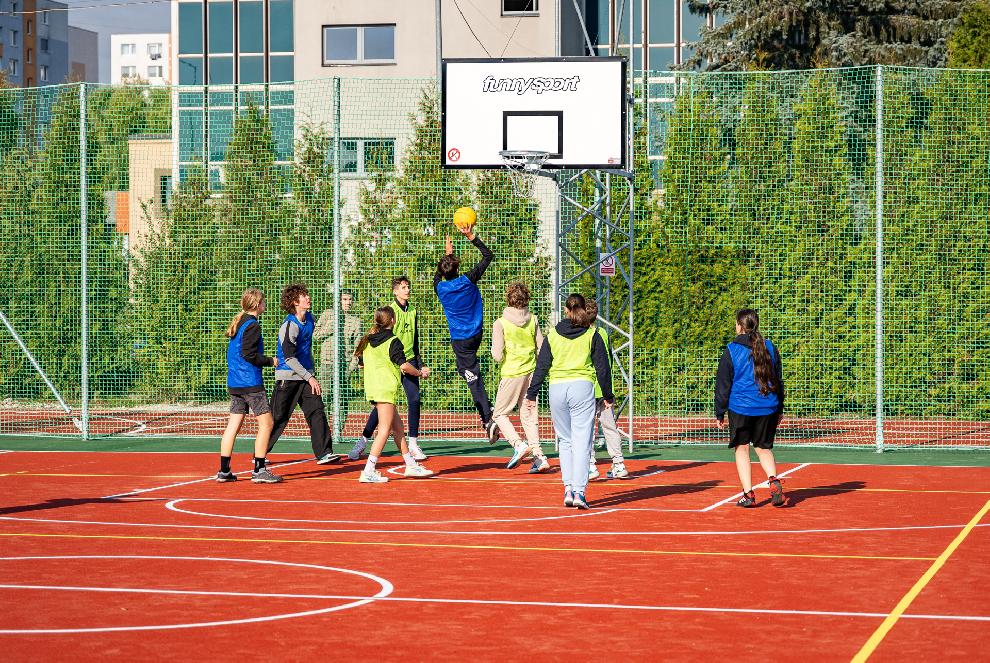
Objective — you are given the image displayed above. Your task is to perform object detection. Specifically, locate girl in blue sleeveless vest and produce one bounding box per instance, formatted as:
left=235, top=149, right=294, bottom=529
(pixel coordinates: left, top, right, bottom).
left=219, top=288, right=282, bottom=483
left=524, top=294, right=614, bottom=510
left=714, top=309, right=786, bottom=507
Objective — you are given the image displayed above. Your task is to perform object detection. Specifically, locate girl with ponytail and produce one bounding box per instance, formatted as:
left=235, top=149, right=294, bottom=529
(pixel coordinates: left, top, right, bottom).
left=219, top=288, right=282, bottom=484
left=353, top=306, right=434, bottom=483
left=714, top=309, right=787, bottom=507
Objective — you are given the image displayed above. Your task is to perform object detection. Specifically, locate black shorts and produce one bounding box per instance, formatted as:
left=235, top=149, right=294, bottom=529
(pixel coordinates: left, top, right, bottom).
left=230, top=391, right=271, bottom=416
left=727, top=411, right=780, bottom=449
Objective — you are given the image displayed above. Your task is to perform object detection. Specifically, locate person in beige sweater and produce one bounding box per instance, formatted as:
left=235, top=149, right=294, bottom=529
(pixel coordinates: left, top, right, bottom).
left=491, top=282, right=550, bottom=473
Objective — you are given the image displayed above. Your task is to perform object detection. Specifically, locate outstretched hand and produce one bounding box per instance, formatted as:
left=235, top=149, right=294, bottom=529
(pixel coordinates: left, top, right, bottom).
left=445, top=235, right=453, bottom=255
left=457, top=223, right=476, bottom=240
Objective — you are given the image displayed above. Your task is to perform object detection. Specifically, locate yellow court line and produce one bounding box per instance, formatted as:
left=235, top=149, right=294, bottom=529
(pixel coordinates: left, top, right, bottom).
left=851, top=498, right=990, bottom=662
left=0, top=532, right=935, bottom=562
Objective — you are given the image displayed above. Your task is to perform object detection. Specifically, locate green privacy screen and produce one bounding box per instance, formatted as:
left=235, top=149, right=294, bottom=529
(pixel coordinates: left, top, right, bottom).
left=0, top=67, right=987, bottom=449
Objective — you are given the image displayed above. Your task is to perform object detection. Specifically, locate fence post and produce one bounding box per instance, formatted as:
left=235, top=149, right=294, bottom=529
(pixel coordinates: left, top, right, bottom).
left=874, top=66, right=885, bottom=453
left=79, top=82, right=90, bottom=440
left=331, top=77, right=343, bottom=442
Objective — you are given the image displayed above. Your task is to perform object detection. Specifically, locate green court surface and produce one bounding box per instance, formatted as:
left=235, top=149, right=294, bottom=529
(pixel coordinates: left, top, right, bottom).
left=2, top=435, right=986, bottom=467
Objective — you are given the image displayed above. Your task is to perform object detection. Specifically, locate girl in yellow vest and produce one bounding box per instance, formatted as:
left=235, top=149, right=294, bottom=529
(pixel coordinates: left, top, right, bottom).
left=491, top=282, right=550, bottom=473
left=353, top=307, right=434, bottom=483
left=524, top=294, right=614, bottom=509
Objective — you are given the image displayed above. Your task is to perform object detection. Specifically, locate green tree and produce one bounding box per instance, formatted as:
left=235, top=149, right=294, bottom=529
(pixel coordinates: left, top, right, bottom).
left=948, top=0, right=990, bottom=67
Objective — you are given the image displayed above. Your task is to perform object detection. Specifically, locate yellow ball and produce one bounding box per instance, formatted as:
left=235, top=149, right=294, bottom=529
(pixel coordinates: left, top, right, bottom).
left=453, top=207, right=477, bottom=230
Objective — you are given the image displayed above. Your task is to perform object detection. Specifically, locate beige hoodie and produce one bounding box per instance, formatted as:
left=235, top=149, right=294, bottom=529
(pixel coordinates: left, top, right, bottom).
left=491, top=306, right=544, bottom=365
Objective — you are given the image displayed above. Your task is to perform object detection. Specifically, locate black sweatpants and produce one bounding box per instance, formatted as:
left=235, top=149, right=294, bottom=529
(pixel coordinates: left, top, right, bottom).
left=451, top=332, right=493, bottom=425
left=362, top=359, right=421, bottom=439
left=267, top=379, right=334, bottom=458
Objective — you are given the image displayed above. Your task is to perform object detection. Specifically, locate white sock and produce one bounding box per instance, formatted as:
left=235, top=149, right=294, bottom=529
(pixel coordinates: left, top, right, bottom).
left=613, top=457, right=625, bottom=465
left=403, top=452, right=416, bottom=467
left=363, top=455, right=379, bottom=474
left=408, top=437, right=418, bottom=447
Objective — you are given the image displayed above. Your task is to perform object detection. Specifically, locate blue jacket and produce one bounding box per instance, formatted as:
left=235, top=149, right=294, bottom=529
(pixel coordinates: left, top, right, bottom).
left=227, top=315, right=270, bottom=392
left=436, top=276, right=483, bottom=340
left=714, top=334, right=784, bottom=419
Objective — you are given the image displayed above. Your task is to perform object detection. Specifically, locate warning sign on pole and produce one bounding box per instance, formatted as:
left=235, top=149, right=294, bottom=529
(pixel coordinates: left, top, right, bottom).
left=599, top=252, right=616, bottom=277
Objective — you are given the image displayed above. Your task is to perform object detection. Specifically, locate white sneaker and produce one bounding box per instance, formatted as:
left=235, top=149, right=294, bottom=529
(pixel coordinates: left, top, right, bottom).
left=403, top=463, right=434, bottom=478
left=358, top=469, right=388, bottom=483
left=347, top=437, right=367, bottom=461
left=588, top=462, right=601, bottom=480
left=408, top=439, right=427, bottom=461
left=607, top=462, right=630, bottom=480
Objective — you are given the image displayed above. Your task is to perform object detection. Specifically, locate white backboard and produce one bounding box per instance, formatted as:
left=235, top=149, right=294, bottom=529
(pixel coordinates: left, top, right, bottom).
left=442, top=57, right=627, bottom=170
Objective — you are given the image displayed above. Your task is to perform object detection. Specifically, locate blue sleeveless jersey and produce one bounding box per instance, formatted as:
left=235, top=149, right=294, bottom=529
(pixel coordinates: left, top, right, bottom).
left=727, top=339, right=780, bottom=416
left=276, top=312, right=315, bottom=372
left=227, top=318, right=263, bottom=389
left=436, top=276, right=483, bottom=340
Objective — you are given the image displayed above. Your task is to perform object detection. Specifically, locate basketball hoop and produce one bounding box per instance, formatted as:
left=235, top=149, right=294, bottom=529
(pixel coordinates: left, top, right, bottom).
left=499, top=150, right=551, bottom=198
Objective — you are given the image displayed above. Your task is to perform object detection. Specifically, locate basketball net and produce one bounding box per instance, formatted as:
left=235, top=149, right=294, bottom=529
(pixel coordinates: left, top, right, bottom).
left=499, top=150, right=551, bottom=198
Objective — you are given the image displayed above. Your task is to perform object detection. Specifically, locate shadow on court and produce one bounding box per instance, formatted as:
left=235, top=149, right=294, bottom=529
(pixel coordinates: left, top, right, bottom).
left=592, top=480, right=722, bottom=507
left=0, top=496, right=138, bottom=516
left=776, top=480, right=867, bottom=508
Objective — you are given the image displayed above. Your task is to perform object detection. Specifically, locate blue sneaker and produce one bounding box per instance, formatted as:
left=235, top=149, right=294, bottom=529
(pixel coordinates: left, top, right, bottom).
left=506, top=443, right=527, bottom=470
left=563, top=490, right=575, bottom=507
left=572, top=492, right=590, bottom=510
left=529, top=457, right=550, bottom=474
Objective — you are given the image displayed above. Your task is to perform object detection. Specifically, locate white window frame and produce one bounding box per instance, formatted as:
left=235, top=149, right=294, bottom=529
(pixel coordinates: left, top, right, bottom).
left=121, top=43, right=136, bottom=56
left=501, top=0, right=539, bottom=16
left=338, top=137, right=396, bottom=177
left=147, top=65, right=163, bottom=78
left=9, top=59, right=18, bottom=76
left=322, top=24, right=396, bottom=66
left=121, top=65, right=137, bottom=78
left=10, top=30, right=18, bottom=47
left=39, top=64, right=48, bottom=82
left=41, top=10, right=49, bottom=25
left=148, top=42, right=162, bottom=58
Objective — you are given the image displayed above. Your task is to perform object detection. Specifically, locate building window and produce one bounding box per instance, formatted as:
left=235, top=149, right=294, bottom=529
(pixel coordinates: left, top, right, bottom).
left=40, top=64, right=48, bottom=82
left=337, top=138, right=396, bottom=175
left=121, top=43, right=136, bottom=55
left=147, top=65, right=163, bottom=78
left=40, top=38, right=49, bottom=52
left=9, top=59, right=18, bottom=76
left=148, top=42, right=162, bottom=59
left=26, top=20, right=32, bottom=35
left=502, top=0, right=538, bottom=15
left=26, top=48, right=32, bottom=64
left=208, top=1, right=234, bottom=54
left=121, top=65, right=137, bottom=78
left=322, top=25, right=395, bottom=65
left=269, top=0, right=293, bottom=52
left=41, top=10, right=49, bottom=24
left=10, top=30, right=18, bottom=47
left=178, top=2, right=204, bottom=55
left=239, top=0, right=264, bottom=53
left=159, top=175, right=173, bottom=207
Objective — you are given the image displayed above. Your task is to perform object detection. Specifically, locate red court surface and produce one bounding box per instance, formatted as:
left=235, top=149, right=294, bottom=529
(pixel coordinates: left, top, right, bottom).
left=0, top=449, right=988, bottom=661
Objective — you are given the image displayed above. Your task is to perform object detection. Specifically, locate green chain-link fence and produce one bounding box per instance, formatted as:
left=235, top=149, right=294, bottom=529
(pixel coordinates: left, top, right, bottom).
left=1, top=66, right=987, bottom=449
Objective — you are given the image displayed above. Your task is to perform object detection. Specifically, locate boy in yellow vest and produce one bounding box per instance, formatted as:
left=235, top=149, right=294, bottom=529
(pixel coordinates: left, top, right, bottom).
left=491, top=282, right=550, bottom=473
left=349, top=276, right=427, bottom=461
left=585, top=299, right=630, bottom=480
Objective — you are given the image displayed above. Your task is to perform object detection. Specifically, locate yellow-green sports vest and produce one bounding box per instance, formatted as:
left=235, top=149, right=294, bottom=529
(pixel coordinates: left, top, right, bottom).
left=362, top=334, right=402, bottom=404
left=389, top=301, right=417, bottom=361
left=594, top=326, right=612, bottom=398
left=547, top=326, right=597, bottom=385
left=499, top=315, right=537, bottom=379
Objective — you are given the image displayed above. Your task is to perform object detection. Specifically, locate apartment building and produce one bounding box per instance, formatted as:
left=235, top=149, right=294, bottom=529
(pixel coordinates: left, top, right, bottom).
left=0, top=0, right=70, bottom=87
left=111, top=33, right=171, bottom=84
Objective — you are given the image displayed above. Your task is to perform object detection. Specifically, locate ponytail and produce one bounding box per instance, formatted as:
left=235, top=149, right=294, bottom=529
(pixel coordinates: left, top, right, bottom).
left=226, top=288, right=265, bottom=338
left=736, top=308, right=775, bottom=396
left=354, top=306, right=396, bottom=357
left=564, top=293, right=594, bottom=328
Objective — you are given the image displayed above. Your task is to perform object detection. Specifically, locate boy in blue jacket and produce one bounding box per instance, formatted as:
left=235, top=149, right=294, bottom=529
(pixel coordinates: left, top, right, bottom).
left=434, top=223, right=500, bottom=443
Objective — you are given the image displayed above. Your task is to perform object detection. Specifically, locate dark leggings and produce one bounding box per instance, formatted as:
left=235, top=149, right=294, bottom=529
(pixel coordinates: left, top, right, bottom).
left=362, top=360, right=421, bottom=438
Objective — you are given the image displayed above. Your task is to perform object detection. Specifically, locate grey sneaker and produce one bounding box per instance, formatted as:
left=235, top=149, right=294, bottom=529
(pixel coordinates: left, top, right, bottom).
left=607, top=462, right=630, bottom=480
left=251, top=467, right=284, bottom=483
left=484, top=420, right=500, bottom=445
left=316, top=453, right=341, bottom=465
left=216, top=471, right=237, bottom=483
left=529, top=457, right=550, bottom=474
left=347, top=437, right=368, bottom=461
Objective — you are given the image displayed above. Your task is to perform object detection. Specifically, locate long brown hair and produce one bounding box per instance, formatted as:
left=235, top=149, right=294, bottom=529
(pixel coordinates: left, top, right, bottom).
left=736, top=308, right=775, bottom=396
left=354, top=306, right=396, bottom=357
left=225, top=288, right=265, bottom=338
left=564, top=293, right=594, bottom=328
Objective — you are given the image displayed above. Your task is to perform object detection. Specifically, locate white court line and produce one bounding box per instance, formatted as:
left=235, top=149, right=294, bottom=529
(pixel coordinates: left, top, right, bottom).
left=0, top=555, right=392, bottom=634
left=122, top=417, right=226, bottom=436
left=2, top=512, right=987, bottom=537
left=700, top=463, right=811, bottom=512
left=101, top=458, right=313, bottom=499
left=0, top=583, right=988, bottom=623
left=165, top=498, right=620, bottom=525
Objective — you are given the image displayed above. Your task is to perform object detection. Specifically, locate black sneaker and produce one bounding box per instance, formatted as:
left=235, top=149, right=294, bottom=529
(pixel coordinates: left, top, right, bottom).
left=736, top=490, right=757, bottom=507
left=316, top=453, right=341, bottom=465
left=484, top=420, right=500, bottom=445
left=768, top=476, right=785, bottom=507
left=216, top=471, right=237, bottom=483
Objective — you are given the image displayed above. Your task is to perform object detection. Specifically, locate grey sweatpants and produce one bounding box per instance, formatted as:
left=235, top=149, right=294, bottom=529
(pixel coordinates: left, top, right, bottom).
left=549, top=379, right=596, bottom=494
left=594, top=398, right=625, bottom=463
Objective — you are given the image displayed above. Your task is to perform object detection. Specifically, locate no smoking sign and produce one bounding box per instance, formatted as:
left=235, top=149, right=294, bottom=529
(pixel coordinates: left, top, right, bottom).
left=447, top=147, right=461, bottom=162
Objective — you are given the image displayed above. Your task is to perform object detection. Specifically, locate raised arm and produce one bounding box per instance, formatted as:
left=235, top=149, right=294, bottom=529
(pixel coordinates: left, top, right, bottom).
left=464, top=234, right=494, bottom=283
